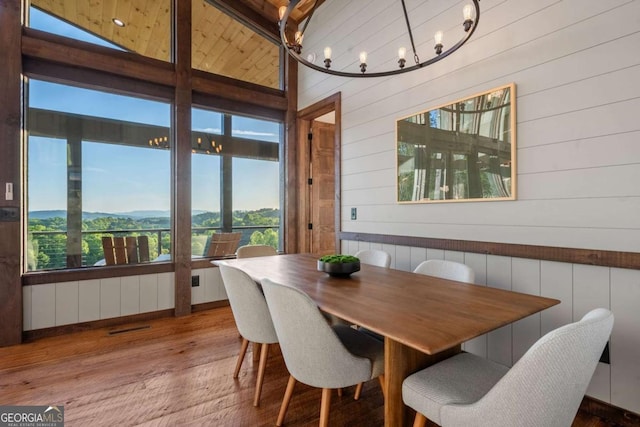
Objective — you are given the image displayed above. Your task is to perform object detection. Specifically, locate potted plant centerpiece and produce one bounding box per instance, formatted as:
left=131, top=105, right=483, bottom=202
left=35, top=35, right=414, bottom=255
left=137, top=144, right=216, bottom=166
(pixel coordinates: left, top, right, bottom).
left=317, top=254, right=361, bottom=277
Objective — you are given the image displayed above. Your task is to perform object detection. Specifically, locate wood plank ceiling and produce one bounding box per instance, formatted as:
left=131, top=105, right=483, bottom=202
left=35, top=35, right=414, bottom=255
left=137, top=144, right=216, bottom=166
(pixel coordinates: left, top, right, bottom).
left=30, top=0, right=320, bottom=90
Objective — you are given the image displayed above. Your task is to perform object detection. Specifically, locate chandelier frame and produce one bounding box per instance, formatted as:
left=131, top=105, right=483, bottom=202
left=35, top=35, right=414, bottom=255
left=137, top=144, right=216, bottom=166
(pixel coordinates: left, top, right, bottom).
left=279, top=0, right=481, bottom=78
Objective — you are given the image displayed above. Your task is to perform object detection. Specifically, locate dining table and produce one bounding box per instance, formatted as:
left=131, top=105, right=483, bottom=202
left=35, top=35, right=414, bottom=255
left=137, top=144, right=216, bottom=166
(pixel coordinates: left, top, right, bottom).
left=216, top=253, right=560, bottom=427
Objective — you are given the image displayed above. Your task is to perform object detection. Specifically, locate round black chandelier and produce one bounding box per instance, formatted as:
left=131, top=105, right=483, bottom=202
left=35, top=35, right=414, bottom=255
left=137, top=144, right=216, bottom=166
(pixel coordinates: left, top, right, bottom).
left=279, top=0, right=481, bottom=78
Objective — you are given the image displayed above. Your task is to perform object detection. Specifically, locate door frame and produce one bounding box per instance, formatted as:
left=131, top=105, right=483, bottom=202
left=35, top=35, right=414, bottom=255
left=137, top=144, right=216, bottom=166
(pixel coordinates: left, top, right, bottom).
left=296, top=92, right=341, bottom=254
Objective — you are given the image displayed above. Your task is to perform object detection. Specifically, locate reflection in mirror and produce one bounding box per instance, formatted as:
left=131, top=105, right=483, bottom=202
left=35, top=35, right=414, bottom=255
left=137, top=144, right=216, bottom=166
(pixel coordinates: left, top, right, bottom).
left=397, top=83, right=516, bottom=203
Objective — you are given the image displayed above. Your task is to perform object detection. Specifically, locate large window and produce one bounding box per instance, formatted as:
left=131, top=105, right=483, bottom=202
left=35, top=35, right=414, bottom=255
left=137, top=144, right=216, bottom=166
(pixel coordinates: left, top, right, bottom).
left=27, top=80, right=171, bottom=271
left=191, top=108, right=282, bottom=257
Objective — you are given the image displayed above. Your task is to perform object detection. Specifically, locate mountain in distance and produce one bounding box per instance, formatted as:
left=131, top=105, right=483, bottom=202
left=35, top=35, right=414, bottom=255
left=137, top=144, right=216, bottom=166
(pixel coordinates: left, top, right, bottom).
left=29, top=210, right=209, bottom=220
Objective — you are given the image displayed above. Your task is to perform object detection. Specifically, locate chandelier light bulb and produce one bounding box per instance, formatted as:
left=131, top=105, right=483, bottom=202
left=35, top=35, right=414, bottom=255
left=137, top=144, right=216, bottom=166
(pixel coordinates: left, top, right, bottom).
left=463, top=4, right=473, bottom=20
left=323, top=47, right=332, bottom=69
left=434, top=31, right=444, bottom=55
left=294, top=31, right=303, bottom=45
left=434, top=31, right=444, bottom=45
left=359, top=51, right=368, bottom=73
left=398, top=47, right=407, bottom=69
left=463, top=4, right=474, bottom=31
left=278, top=6, right=287, bottom=21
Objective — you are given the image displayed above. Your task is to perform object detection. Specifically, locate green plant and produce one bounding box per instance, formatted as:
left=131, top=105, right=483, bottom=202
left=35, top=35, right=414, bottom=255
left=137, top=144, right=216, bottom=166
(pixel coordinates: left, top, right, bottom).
left=318, top=254, right=359, bottom=264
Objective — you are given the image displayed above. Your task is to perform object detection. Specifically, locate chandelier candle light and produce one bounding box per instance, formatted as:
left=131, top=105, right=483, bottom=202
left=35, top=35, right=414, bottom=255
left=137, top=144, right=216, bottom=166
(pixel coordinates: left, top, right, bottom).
left=279, top=0, right=480, bottom=78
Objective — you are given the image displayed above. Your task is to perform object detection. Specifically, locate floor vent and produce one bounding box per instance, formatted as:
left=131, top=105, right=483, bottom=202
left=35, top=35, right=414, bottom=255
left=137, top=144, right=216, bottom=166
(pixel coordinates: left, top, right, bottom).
left=108, top=325, right=150, bottom=335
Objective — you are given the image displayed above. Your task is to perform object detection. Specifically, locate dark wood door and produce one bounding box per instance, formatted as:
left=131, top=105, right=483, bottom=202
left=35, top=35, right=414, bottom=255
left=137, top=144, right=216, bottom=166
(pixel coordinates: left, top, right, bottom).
left=309, top=121, right=335, bottom=255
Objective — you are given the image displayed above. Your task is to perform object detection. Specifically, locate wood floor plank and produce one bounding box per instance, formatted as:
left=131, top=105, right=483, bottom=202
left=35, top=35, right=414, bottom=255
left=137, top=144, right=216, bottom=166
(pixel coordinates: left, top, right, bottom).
left=0, top=307, right=624, bottom=426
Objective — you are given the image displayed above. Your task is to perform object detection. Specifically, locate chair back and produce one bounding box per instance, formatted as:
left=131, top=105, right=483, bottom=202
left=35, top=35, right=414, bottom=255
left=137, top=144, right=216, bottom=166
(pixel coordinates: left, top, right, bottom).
left=261, top=278, right=372, bottom=389
left=218, top=265, right=278, bottom=344
left=442, top=308, right=614, bottom=427
left=205, top=232, right=242, bottom=258
left=354, top=249, right=391, bottom=268
left=102, top=235, right=150, bottom=265
left=413, top=259, right=475, bottom=283
left=236, top=244, right=277, bottom=258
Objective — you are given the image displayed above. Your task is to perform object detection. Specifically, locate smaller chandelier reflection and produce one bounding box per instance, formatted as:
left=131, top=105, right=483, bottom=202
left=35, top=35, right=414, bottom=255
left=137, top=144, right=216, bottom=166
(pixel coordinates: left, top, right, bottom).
left=279, top=0, right=480, bottom=78
left=193, top=136, right=222, bottom=155
left=148, top=136, right=170, bottom=149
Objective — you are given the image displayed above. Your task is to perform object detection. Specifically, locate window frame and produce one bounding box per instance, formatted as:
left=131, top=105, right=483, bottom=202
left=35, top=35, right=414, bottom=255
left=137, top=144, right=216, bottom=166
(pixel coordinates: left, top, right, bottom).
left=20, top=2, right=289, bottom=285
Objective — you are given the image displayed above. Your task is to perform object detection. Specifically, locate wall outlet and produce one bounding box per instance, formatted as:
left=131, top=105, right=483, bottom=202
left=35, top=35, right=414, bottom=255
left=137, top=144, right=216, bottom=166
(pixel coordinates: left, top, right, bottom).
left=191, top=276, right=200, bottom=287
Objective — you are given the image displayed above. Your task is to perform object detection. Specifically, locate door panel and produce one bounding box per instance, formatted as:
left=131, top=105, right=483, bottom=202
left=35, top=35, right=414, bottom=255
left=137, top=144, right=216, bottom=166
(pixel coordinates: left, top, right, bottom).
left=310, top=121, right=335, bottom=255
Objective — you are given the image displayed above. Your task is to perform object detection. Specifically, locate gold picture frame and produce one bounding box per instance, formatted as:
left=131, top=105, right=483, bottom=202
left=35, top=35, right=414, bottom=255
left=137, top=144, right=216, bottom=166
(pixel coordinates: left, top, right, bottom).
left=396, top=83, right=516, bottom=203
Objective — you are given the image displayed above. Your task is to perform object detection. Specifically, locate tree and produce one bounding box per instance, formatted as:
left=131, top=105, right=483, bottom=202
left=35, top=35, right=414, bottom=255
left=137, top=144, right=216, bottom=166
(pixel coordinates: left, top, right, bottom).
left=249, top=228, right=278, bottom=249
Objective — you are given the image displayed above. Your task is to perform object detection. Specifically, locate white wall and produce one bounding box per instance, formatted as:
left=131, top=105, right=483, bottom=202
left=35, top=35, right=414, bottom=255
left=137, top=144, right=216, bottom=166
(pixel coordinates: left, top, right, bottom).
left=300, top=0, right=640, bottom=415
left=342, top=240, right=640, bottom=414
left=299, top=0, right=640, bottom=252
left=23, top=268, right=227, bottom=331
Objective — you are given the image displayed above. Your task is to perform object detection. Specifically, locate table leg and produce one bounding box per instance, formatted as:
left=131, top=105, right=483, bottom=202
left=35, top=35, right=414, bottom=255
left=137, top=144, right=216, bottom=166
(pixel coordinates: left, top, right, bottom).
left=384, top=338, right=460, bottom=427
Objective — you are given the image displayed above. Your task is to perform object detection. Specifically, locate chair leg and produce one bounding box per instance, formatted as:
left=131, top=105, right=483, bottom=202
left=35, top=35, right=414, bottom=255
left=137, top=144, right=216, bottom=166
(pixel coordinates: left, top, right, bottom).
left=413, top=413, right=427, bottom=427
left=253, top=343, right=269, bottom=407
left=354, top=383, right=363, bottom=400
left=233, top=338, right=250, bottom=378
left=276, top=375, right=296, bottom=427
left=252, top=342, right=261, bottom=363
left=378, top=374, right=386, bottom=397
left=319, top=388, right=332, bottom=427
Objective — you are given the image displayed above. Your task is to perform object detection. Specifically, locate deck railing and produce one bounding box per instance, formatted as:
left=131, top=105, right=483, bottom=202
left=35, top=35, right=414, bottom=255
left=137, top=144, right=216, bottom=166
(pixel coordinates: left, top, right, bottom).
left=27, top=225, right=278, bottom=271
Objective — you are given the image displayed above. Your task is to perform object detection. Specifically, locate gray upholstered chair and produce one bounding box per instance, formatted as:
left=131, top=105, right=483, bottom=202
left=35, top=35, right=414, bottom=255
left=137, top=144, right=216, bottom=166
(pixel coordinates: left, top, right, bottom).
left=218, top=264, right=278, bottom=407
left=354, top=249, right=391, bottom=268
left=236, top=244, right=277, bottom=258
left=402, top=308, right=614, bottom=427
left=413, top=259, right=475, bottom=283
left=260, top=278, right=385, bottom=427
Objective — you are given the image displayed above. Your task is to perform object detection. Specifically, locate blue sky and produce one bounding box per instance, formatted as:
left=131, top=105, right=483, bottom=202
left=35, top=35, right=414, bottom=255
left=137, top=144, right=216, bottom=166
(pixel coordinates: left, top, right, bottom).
left=28, top=8, right=281, bottom=214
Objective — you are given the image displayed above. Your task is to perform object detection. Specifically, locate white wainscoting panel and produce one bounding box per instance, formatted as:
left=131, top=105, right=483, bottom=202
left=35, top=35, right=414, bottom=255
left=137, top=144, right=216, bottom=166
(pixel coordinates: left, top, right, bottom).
left=100, top=278, right=121, bottom=320
left=540, top=261, right=573, bottom=334
left=486, top=255, right=513, bottom=366
left=24, top=273, right=177, bottom=331
left=157, top=273, right=175, bottom=310
left=120, top=276, right=140, bottom=317
left=79, top=279, right=100, bottom=323
left=610, top=267, right=640, bottom=413
left=191, top=269, right=206, bottom=305
left=31, top=283, right=55, bottom=330
left=55, top=281, right=79, bottom=327
left=139, top=275, right=159, bottom=314
left=574, top=264, right=611, bottom=401
left=341, top=240, right=637, bottom=411
left=511, top=258, right=541, bottom=363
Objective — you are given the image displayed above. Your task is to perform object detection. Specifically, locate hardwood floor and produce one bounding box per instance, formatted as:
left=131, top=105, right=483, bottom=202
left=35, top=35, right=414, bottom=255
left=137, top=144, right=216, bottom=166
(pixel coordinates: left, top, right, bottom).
left=0, top=307, right=626, bottom=426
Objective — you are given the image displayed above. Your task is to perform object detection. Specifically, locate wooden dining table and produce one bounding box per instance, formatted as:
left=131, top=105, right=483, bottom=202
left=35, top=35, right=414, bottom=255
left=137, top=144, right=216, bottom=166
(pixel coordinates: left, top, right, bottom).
left=216, top=253, right=560, bottom=426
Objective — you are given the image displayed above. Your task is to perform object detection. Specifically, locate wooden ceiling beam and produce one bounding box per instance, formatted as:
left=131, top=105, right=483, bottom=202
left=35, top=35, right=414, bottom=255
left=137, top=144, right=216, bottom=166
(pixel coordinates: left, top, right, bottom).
left=22, top=28, right=175, bottom=87
left=208, top=0, right=281, bottom=44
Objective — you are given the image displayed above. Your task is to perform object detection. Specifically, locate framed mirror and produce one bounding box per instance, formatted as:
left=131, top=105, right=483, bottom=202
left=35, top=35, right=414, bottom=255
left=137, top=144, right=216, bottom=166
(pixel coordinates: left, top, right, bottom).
left=397, top=83, right=516, bottom=203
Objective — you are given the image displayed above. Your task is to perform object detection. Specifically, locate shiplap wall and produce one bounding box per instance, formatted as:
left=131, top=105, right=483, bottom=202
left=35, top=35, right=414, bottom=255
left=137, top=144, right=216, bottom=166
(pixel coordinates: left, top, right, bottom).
left=342, top=240, right=640, bottom=414
left=300, top=0, right=640, bottom=415
left=22, top=268, right=227, bottom=330
left=299, top=0, right=640, bottom=252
